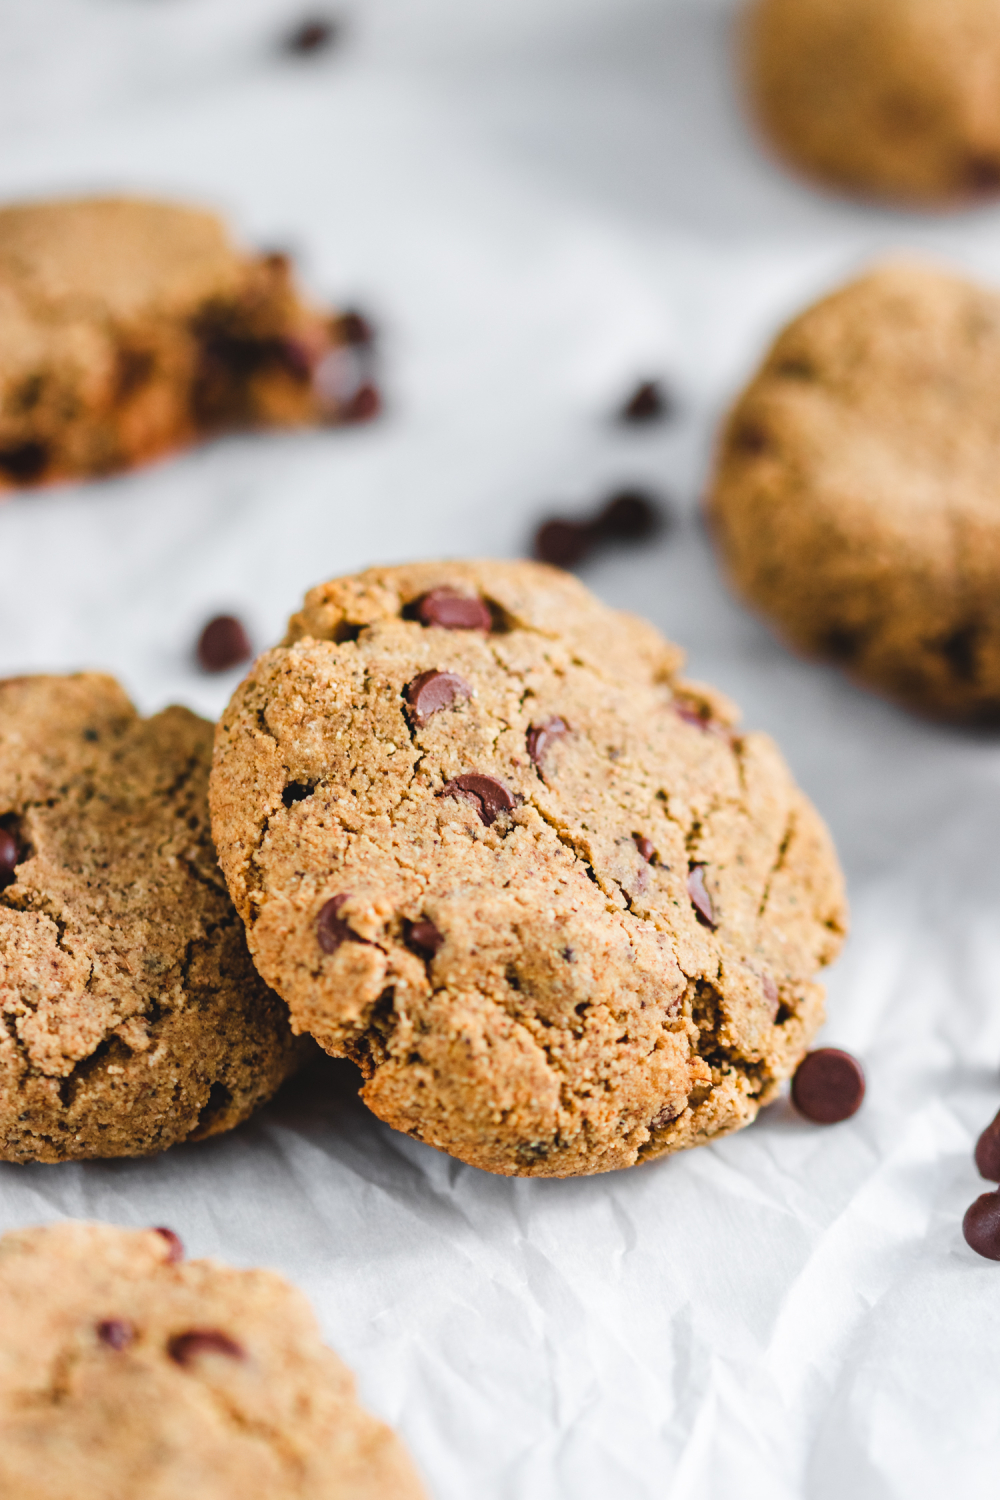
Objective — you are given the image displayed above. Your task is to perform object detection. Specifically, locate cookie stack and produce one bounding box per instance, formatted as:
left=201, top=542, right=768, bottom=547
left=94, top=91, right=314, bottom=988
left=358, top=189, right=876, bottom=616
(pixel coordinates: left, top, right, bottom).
left=0, top=560, right=849, bottom=1494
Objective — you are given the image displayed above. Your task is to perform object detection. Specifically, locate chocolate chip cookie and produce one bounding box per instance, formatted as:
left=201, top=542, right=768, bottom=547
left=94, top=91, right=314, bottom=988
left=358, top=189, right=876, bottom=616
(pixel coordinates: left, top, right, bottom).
left=707, top=260, right=1000, bottom=722
left=0, top=1220, right=425, bottom=1500
left=0, top=673, right=304, bottom=1162
left=210, top=561, right=847, bottom=1178
left=744, top=0, right=1000, bottom=206
left=0, top=197, right=367, bottom=491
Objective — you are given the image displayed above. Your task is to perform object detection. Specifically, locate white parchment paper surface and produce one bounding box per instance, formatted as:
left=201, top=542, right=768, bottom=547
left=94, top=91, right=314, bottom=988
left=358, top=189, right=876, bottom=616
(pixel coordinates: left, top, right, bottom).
left=0, top=1, right=998, bottom=1494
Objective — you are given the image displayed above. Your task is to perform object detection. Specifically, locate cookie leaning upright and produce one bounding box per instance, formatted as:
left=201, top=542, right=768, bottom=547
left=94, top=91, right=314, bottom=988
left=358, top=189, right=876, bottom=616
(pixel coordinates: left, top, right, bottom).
left=743, top=0, right=1000, bottom=206
left=0, top=197, right=362, bottom=491
left=0, top=674, right=303, bottom=1161
left=707, top=261, right=1000, bottom=722
left=0, top=1221, right=425, bottom=1500
left=210, top=561, right=846, bottom=1178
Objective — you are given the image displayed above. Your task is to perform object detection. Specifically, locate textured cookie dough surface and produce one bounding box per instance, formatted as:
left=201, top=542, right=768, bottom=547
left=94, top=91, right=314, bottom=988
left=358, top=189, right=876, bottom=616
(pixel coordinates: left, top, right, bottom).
left=708, top=261, right=1000, bottom=722
left=744, top=0, right=1000, bottom=206
left=0, top=197, right=354, bottom=490
left=0, top=1221, right=425, bottom=1500
left=211, top=561, right=846, bottom=1178
left=0, top=673, right=303, bottom=1162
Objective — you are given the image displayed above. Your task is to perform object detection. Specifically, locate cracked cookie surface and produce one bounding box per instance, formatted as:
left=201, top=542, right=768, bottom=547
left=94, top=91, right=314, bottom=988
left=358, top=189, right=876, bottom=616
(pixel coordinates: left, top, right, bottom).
left=745, top=0, right=1000, bottom=206
left=0, top=673, right=303, bottom=1162
left=0, top=1220, right=425, bottom=1500
left=210, top=561, right=847, bottom=1178
left=708, top=261, right=1000, bottom=722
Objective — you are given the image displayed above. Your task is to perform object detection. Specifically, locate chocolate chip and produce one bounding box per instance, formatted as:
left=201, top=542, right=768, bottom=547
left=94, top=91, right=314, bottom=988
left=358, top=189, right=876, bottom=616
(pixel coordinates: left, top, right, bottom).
left=791, top=1048, right=865, bottom=1124
left=152, top=1227, right=184, bottom=1263
left=282, top=782, right=314, bottom=807
left=732, top=424, right=769, bottom=456
left=687, top=865, right=715, bottom=928
left=316, top=894, right=354, bottom=954
left=0, top=441, right=47, bottom=483
left=674, top=702, right=709, bottom=729
left=168, top=1329, right=245, bottom=1366
left=284, top=16, right=338, bottom=55
left=527, top=717, right=569, bottom=770
left=404, top=670, right=471, bottom=728
left=196, top=615, right=252, bottom=674
left=341, top=382, right=381, bottom=423
left=533, top=518, right=593, bottom=569
left=439, top=773, right=515, bottom=826
left=967, top=155, right=1000, bottom=194
left=412, top=590, right=491, bottom=632
left=634, top=834, right=654, bottom=862
left=405, top=919, right=443, bottom=958
left=975, top=1109, right=1000, bottom=1181
left=338, top=309, right=375, bottom=347
left=592, top=489, right=663, bottom=542
left=620, top=379, right=670, bottom=423
left=97, top=1318, right=134, bottom=1351
left=0, top=828, right=20, bottom=889
left=650, top=1104, right=680, bottom=1130
left=963, top=1191, right=1000, bottom=1259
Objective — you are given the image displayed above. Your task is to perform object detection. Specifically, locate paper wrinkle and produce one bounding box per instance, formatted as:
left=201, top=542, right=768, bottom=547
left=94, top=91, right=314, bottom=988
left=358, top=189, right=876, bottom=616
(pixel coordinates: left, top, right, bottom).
left=0, top=0, right=999, bottom=1495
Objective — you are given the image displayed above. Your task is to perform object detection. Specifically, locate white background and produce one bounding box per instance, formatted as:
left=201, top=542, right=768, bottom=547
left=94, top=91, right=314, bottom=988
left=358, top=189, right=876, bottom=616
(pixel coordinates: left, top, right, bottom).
left=0, top=1, right=999, bottom=1494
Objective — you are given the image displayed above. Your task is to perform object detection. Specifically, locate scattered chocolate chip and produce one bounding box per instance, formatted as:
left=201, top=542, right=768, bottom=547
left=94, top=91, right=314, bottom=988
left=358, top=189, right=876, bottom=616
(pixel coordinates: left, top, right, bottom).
left=620, top=379, right=670, bottom=423
left=97, top=1318, right=134, bottom=1351
left=592, top=489, right=663, bottom=542
left=534, top=518, right=593, bottom=569
left=277, top=337, right=314, bottom=382
left=439, top=773, right=515, bottom=826
left=404, top=670, right=472, bottom=728
left=82, top=728, right=99, bottom=743
left=963, top=1191, right=1000, bottom=1259
left=316, top=894, right=354, bottom=954
left=634, top=834, right=654, bottom=863
left=338, top=309, right=375, bottom=347
left=152, top=1227, right=184, bottom=1263
left=0, top=828, right=20, bottom=888
left=196, top=615, right=252, bottom=674
left=282, top=782, right=314, bottom=807
left=0, top=441, right=48, bottom=483
left=975, top=1109, right=1000, bottom=1181
left=775, top=357, right=815, bottom=381
left=168, top=1329, right=245, bottom=1366
left=526, top=716, right=569, bottom=770
left=341, top=382, right=381, bottom=423
left=687, top=865, right=715, bottom=928
left=412, top=590, right=491, bottom=632
left=651, top=1104, right=680, bottom=1130
left=791, top=1048, right=865, bottom=1124
left=284, top=15, right=338, bottom=55
left=405, top=919, right=444, bottom=958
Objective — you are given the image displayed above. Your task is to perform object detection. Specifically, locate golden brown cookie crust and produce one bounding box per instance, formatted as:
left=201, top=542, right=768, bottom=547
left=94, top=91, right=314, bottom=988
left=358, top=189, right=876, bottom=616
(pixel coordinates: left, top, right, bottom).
left=707, top=260, right=1000, bottom=722
left=0, top=1221, right=425, bottom=1500
left=744, top=0, right=1000, bottom=206
left=0, top=197, right=350, bottom=491
left=0, top=673, right=304, bottom=1162
left=210, top=561, right=846, bottom=1178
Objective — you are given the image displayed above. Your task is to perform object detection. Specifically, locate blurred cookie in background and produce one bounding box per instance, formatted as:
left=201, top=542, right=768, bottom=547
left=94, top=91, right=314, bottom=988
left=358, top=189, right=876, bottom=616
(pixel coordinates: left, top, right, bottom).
left=0, top=673, right=305, bottom=1161
left=0, top=1220, right=425, bottom=1500
left=743, top=0, right=1000, bottom=206
left=0, top=197, right=378, bottom=494
left=708, top=260, right=1000, bottom=722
